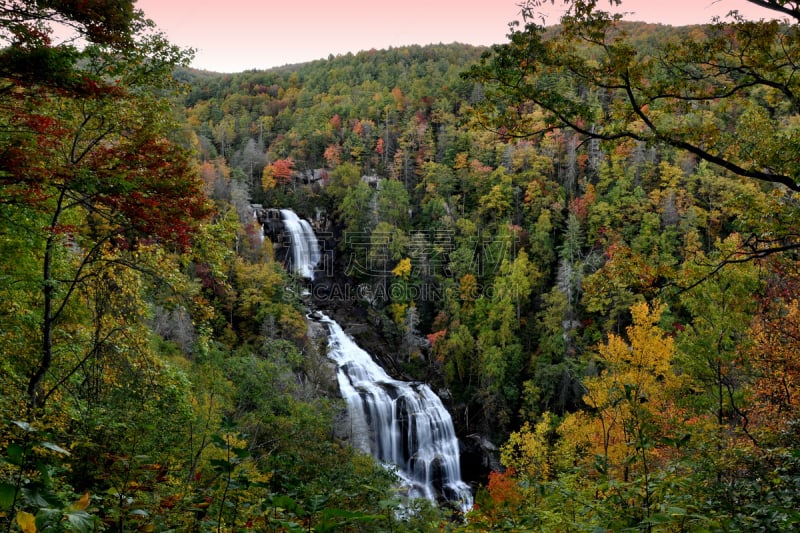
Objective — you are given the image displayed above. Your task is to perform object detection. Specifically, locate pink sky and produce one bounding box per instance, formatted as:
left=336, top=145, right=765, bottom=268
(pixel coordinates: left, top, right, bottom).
left=134, top=0, right=784, bottom=73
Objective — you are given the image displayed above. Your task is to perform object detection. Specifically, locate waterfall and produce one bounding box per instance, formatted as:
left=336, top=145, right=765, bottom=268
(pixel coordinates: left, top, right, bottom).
left=321, top=316, right=473, bottom=511
left=254, top=211, right=265, bottom=243
left=279, top=208, right=472, bottom=511
left=279, top=209, right=320, bottom=279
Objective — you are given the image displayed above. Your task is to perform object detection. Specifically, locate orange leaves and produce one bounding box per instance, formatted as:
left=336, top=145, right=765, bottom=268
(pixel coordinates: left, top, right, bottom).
left=391, top=86, right=405, bottom=110
left=467, top=468, right=526, bottom=528
left=270, top=158, right=294, bottom=184
left=459, top=273, right=479, bottom=304
left=426, top=329, right=447, bottom=348
left=198, top=159, right=230, bottom=197
left=323, top=144, right=341, bottom=167
left=158, top=493, right=182, bottom=510
left=262, top=158, right=294, bottom=190
left=486, top=469, right=524, bottom=507
left=69, top=491, right=91, bottom=512
left=747, top=297, right=800, bottom=439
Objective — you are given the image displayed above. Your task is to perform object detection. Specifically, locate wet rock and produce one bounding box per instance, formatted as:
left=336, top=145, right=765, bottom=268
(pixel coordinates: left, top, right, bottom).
left=460, top=433, right=500, bottom=487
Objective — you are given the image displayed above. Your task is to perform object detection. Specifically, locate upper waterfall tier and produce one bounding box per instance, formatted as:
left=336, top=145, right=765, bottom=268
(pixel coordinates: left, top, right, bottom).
left=279, top=209, right=320, bottom=279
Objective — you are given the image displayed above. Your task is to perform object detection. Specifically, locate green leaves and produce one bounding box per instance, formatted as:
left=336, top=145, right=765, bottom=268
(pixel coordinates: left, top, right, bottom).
left=466, top=2, right=800, bottom=191
left=65, top=509, right=94, bottom=532
left=1, top=420, right=94, bottom=530
left=37, top=441, right=70, bottom=456
left=263, top=493, right=381, bottom=533
left=3, top=421, right=71, bottom=469
left=0, top=482, right=16, bottom=510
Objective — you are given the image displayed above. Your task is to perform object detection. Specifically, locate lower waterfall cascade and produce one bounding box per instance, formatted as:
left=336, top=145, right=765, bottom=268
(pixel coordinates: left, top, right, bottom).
left=321, top=314, right=473, bottom=512
left=262, top=207, right=473, bottom=511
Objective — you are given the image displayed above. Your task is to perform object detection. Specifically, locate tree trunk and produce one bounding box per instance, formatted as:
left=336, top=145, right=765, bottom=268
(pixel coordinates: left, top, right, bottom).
left=26, top=189, right=66, bottom=413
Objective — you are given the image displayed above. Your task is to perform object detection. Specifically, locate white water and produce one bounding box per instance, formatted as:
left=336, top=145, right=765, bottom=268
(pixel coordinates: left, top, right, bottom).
left=279, top=209, right=320, bottom=279
left=321, top=316, right=473, bottom=511
left=279, top=209, right=472, bottom=511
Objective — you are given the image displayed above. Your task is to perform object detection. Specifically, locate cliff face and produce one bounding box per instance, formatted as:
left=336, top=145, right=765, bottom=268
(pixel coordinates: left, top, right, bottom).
left=253, top=207, right=292, bottom=266
left=268, top=205, right=498, bottom=493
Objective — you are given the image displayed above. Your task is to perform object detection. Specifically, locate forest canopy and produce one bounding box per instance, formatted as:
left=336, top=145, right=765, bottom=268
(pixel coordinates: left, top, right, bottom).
left=2, top=0, right=800, bottom=531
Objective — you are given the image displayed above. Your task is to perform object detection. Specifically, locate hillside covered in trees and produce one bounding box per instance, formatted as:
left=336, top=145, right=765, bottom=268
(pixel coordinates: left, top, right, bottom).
left=2, top=0, right=800, bottom=531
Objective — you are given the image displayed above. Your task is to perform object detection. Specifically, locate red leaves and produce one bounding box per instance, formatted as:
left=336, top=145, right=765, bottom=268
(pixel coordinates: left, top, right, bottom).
left=22, top=113, right=66, bottom=136
left=0, top=2, right=208, bottom=254
left=1, top=107, right=212, bottom=251
left=87, top=135, right=212, bottom=250
left=0, top=108, right=68, bottom=197
left=75, top=75, right=127, bottom=99
left=568, top=183, right=596, bottom=222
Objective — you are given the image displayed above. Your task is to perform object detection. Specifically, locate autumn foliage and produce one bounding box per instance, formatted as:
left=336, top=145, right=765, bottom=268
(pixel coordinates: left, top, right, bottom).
left=5, top=0, right=800, bottom=531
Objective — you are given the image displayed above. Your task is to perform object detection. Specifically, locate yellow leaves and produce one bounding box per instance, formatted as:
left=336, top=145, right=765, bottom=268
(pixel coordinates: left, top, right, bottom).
left=250, top=469, right=273, bottom=485
left=478, top=171, right=513, bottom=221
left=497, top=249, right=538, bottom=305
left=16, top=511, right=36, bottom=533
left=557, top=300, right=682, bottom=483
left=589, top=300, right=676, bottom=411
left=233, top=257, right=282, bottom=308
left=279, top=309, right=309, bottom=344
left=453, top=151, right=469, bottom=170
left=555, top=410, right=593, bottom=461
left=391, top=257, right=412, bottom=279
left=389, top=303, right=408, bottom=328
left=222, top=433, right=247, bottom=450
left=622, top=301, right=673, bottom=378
left=657, top=161, right=684, bottom=189
left=501, top=413, right=554, bottom=482
left=261, top=165, right=277, bottom=191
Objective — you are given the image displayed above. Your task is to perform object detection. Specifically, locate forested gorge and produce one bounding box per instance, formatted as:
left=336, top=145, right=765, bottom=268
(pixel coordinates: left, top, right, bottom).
left=2, top=0, right=800, bottom=531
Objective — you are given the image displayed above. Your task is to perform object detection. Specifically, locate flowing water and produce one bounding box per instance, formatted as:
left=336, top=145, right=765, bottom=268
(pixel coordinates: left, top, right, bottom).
left=279, top=208, right=320, bottom=279
left=321, top=314, right=473, bottom=511
left=274, top=208, right=472, bottom=510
